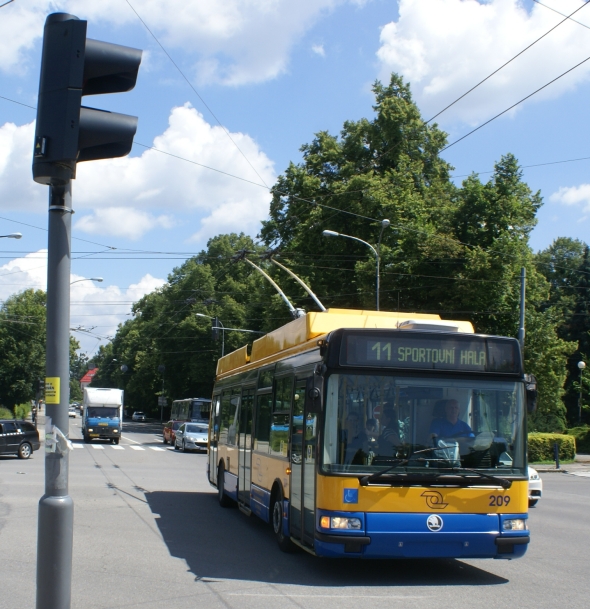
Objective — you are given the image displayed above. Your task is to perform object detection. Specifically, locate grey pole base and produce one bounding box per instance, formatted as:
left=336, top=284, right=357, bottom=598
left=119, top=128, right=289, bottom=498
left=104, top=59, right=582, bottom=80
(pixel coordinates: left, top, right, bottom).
left=36, top=494, right=74, bottom=609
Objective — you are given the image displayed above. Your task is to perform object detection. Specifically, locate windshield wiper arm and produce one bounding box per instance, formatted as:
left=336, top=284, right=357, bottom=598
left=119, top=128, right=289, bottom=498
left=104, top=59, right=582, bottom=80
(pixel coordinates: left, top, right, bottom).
left=440, top=467, right=512, bottom=489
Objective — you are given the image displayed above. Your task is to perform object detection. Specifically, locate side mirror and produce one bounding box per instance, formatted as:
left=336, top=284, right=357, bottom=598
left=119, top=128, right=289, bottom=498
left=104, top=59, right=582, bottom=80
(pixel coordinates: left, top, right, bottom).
left=524, top=374, right=537, bottom=414
left=306, top=368, right=324, bottom=413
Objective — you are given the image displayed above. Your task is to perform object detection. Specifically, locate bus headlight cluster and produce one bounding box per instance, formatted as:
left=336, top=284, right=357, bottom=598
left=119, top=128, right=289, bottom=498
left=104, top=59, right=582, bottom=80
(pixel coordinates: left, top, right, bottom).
left=503, top=519, right=527, bottom=531
left=320, top=516, right=362, bottom=530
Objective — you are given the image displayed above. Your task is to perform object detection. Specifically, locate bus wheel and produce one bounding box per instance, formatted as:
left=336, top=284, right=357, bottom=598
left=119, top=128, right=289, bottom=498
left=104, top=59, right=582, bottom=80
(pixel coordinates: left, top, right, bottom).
left=218, top=463, right=233, bottom=508
left=272, top=487, right=295, bottom=553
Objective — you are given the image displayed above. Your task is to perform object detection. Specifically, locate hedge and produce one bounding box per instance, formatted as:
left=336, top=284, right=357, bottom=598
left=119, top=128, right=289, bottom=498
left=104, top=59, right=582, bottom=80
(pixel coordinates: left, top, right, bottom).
left=566, top=426, right=590, bottom=454
left=0, top=406, right=12, bottom=419
left=528, top=433, right=576, bottom=462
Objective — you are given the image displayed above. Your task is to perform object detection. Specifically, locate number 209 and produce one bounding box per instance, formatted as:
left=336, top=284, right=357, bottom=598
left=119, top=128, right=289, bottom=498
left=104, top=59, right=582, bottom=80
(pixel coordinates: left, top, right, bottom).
left=489, top=495, right=510, bottom=507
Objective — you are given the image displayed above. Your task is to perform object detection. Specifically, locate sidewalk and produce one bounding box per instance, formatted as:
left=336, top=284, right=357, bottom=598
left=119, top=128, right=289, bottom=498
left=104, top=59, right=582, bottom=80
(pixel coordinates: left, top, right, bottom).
left=532, top=453, right=590, bottom=474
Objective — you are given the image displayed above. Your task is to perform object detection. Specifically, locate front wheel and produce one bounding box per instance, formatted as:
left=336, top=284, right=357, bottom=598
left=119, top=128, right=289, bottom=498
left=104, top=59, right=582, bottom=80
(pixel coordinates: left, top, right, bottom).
left=113, top=437, right=120, bottom=445
left=84, top=433, right=91, bottom=444
left=18, top=442, right=32, bottom=459
left=182, top=440, right=187, bottom=453
left=272, top=488, right=295, bottom=553
left=529, top=499, right=538, bottom=508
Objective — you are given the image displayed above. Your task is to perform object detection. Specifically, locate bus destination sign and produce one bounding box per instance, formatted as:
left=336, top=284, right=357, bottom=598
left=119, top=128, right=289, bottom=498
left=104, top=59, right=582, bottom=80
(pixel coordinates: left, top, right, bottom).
left=341, top=332, right=520, bottom=373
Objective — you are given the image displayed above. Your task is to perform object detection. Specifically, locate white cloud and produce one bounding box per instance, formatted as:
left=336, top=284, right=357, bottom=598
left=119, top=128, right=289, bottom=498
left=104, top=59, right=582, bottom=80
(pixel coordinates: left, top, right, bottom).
left=549, top=184, right=590, bottom=215
left=377, top=0, right=590, bottom=126
left=0, top=249, right=165, bottom=354
left=75, top=208, right=175, bottom=240
left=0, top=103, right=275, bottom=241
left=1, top=0, right=360, bottom=85
left=312, top=44, right=326, bottom=57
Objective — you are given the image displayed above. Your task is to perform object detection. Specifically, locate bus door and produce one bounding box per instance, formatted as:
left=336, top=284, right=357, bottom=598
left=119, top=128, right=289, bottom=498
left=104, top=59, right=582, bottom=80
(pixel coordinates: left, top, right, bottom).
left=209, top=395, right=221, bottom=485
left=289, top=379, right=318, bottom=547
left=238, top=388, right=255, bottom=506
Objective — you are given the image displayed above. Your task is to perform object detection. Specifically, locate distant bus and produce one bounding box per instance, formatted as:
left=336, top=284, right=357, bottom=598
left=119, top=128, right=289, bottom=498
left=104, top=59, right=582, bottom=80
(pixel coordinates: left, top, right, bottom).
left=171, top=398, right=211, bottom=423
left=208, top=308, right=536, bottom=559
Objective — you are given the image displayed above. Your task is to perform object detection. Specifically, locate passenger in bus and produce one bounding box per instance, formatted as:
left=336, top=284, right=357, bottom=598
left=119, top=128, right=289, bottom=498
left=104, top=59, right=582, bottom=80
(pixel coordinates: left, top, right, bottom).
left=430, top=399, right=474, bottom=440
left=365, top=418, right=379, bottom=447
left=378, top=407, right=401, bottom=454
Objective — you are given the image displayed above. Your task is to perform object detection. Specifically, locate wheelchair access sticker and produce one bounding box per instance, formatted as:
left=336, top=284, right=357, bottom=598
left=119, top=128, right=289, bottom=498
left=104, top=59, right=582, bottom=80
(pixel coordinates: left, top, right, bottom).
left=343, top=488, right=359, bottom=504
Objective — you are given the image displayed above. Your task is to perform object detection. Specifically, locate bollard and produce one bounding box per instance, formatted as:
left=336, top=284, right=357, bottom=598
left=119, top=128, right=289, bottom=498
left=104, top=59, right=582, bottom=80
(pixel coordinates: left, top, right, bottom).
left=554, top=442, right=560, bottom=470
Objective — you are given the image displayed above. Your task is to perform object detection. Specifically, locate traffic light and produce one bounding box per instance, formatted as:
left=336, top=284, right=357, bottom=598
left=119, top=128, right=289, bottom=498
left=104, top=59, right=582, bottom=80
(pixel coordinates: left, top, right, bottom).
left=212, top=318, right=220, bottom=342
left=33, top=13, right=142, bottom=185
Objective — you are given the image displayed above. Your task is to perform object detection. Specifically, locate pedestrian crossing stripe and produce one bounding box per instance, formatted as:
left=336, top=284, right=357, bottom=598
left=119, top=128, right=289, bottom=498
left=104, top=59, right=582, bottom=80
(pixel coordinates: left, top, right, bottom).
left=73, top=443, right=179, bottom=451
left=130, top=445, right=144, bottom=450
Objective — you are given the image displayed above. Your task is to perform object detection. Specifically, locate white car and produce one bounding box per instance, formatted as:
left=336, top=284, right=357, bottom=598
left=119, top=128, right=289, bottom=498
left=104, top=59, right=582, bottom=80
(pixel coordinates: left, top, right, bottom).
left=528, top=466, right=542, bottom=507
left=174, top=423, right=208, bottom=452
left=68, top=407, right=76, bottom=418
left=132, top=411, right=146, bottom=422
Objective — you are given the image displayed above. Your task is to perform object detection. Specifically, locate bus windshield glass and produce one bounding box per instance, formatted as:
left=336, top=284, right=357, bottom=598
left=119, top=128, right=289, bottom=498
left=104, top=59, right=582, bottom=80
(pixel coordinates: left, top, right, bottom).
left=323, top=373, right=526, bottom=477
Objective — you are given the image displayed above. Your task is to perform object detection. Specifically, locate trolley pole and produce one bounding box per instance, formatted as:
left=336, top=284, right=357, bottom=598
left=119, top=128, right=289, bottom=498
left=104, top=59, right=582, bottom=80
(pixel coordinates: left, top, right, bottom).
left=37, top=182, right=74, bottom=609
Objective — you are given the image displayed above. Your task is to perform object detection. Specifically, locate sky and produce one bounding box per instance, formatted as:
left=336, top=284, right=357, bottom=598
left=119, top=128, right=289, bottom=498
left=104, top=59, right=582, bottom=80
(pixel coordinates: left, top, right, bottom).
left=1, top=0, right=590, bottom=356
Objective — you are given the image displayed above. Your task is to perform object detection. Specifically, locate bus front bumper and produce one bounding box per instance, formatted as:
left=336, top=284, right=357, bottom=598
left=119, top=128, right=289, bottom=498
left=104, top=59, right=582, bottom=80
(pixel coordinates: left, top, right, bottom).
left=313, top=511, right=529, bottom=559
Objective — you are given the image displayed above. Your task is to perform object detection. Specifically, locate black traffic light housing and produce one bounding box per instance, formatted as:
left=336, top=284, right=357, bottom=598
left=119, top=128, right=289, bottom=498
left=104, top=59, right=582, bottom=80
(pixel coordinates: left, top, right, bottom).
left=33, top=13, right=142, bottom=185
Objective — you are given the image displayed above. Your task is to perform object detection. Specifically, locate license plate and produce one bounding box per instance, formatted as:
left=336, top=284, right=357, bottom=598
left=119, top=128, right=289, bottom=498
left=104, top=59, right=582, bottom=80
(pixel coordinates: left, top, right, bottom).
left=98, top=423, right=108, bottom=426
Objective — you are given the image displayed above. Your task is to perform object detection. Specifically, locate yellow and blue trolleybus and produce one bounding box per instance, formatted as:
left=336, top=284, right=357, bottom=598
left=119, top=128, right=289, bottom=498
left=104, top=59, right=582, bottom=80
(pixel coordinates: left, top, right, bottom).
left=207, top=308, right=535, bottom=559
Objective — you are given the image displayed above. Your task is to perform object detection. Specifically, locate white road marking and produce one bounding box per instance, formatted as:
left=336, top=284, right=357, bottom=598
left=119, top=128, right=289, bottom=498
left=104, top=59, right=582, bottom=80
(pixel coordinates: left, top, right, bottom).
left=112, top=446, right=125, bottom=450
left=130, top=446, right=145, bottom=451
left=121, top=435, right=142, bottom=445
left=149, top=447, right=165, bottom=451
left=92, top=445, right=104, bottom=450
left=72, top=444, right=84, bottom=448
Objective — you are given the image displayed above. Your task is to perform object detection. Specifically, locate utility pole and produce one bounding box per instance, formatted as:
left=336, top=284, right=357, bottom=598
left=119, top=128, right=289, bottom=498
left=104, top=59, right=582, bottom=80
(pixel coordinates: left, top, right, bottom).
left=518, top=267, right=526, bottom=353
left=32, top=13, right=141, bottom=609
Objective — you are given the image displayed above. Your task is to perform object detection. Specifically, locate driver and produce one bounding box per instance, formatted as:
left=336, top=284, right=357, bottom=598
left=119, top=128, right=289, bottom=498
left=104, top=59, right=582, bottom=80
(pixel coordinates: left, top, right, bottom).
left=430, top=399, right=474, bottom=439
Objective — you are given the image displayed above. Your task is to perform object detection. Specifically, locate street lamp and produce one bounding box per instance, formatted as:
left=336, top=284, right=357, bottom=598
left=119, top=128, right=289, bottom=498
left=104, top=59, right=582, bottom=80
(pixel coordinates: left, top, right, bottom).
left=0, top=232, right=22, bottom=239
left=196, top=312, right=225, bottom=356
left=70, top=277, right=103, bottom=285
left=322, top=219, right=390, bottom=310
left=578, top=361, right=586, bottom=425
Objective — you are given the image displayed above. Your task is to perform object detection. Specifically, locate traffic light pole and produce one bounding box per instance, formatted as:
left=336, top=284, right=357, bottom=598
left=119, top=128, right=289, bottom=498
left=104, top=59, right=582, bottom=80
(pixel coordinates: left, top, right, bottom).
left=37, top=182, right=74, bottom=609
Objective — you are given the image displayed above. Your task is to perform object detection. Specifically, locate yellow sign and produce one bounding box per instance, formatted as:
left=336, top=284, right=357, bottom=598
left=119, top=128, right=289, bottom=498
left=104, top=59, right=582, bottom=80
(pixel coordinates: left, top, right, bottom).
left=45, top=377, right=60, bottom=404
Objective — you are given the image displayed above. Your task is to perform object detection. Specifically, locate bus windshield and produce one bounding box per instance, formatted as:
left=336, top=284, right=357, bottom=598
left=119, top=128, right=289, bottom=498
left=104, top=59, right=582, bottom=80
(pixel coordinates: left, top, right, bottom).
left=323, top=373, right=526, bottom=477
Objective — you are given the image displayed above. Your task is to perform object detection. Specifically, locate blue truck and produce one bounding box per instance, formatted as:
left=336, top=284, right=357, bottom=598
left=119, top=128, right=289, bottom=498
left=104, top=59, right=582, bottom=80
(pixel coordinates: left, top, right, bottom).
left=82, top=387, right=124, bottom=444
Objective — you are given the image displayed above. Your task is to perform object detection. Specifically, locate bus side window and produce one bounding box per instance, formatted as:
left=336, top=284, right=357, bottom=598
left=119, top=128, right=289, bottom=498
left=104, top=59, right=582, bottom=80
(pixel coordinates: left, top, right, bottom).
left=254, top=392, right=272, bottom=453
left=228, top=389, right=240, bottom=445
left=220, top=392, right=232, bottom=444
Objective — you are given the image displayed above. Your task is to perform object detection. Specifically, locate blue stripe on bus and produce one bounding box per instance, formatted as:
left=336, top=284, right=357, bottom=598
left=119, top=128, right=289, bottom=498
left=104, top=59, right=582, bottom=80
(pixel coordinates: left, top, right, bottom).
left=313, top=512, right=529, bottom=559
left=250, top=484, right=271, bottom=523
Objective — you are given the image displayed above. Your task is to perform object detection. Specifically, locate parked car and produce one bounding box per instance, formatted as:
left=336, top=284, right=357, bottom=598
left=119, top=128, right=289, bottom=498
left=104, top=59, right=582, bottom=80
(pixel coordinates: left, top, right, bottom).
left=132, top=411, right=146, bottom=422
left=0, top=419, right=40, bottom=459
left=162, top=420, right=183, bottom=445
left=174, top=422, right=208, bottom=452
left=528, top=466, right=542, bottom=507
left=68, top=406, right=77, bottom=418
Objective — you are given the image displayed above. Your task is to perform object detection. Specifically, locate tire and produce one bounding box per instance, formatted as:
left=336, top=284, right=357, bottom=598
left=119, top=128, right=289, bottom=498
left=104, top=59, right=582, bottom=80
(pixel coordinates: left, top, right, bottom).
left=113, top=438, right=120, bottom=445
left=18, top=442, right=32, bottom=459
left=84, top=433, right=91, bottom=444
left=174, top=440, right=179, bottom=450
left=163, top=436, right=167, bottom=444
left=182, top=440, right=187, bottom=453
left=271, top=487, right=295, bottom=552
left=529, top=499, right=538, bottom=508
left=217, top=463, right=233, bottom=508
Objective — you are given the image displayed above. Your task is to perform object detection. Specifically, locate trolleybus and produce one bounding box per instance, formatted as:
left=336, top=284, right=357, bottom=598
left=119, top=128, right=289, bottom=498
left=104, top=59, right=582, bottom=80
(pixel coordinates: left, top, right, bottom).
left=171, top=398, right=211, bottom=423
left=207, top=308, right=536, bottom=559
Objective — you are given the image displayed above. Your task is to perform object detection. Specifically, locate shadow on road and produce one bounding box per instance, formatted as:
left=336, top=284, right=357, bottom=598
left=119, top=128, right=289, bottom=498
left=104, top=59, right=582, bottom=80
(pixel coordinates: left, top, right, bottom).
left=145, top=490, right=509, bottom=587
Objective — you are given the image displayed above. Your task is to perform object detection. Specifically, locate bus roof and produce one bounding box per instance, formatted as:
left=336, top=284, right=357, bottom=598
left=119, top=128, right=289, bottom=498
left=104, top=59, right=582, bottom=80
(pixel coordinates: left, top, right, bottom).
left=216, top=309, right=474, bottom=379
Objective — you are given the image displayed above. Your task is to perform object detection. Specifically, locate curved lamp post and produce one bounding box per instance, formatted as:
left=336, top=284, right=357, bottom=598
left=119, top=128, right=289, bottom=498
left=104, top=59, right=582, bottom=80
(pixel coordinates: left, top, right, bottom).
left=322, top=219, right=390, bottom=310
left=578, top=361, right=586, bottom=425
left=70, top=277, right=103, bottom=285
left=0, top=232, right=22, bottom=239
left=196, top=312, right=226, bottom=356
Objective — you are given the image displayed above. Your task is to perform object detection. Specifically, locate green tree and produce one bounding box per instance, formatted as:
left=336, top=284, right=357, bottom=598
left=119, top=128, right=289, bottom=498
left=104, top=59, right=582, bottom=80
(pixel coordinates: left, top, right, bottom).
left=0, top=290, right=46, bottom=409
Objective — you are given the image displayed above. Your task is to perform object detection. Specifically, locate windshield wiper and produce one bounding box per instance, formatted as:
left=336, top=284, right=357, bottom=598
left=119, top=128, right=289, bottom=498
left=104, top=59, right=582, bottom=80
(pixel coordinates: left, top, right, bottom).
left=359, top=446, right=448, bottom=485
left=437, top=467, right=512, bottom=489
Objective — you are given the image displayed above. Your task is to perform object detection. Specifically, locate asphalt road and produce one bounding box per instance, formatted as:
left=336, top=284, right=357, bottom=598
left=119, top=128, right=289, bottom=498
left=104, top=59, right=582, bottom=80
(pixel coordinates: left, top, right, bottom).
left=1, top=419, right=589, bottom=609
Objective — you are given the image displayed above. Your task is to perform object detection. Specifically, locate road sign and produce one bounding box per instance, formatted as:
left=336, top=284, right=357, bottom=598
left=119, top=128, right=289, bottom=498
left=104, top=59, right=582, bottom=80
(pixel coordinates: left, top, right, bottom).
left=158, top=397, right=167, bottom=406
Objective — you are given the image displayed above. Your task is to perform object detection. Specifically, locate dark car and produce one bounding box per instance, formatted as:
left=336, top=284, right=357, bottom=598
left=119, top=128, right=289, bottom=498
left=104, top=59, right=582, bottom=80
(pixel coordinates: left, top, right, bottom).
left=163, top=420, right=183, bottom=445
left=0, top=420, right=40, bottom=459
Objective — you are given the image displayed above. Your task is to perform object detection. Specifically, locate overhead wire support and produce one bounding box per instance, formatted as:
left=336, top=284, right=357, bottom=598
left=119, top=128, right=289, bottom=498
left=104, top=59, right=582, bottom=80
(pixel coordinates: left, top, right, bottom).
left=261, top=249, right=326, bottom=312
left=232, top=249, right=305, bottom=319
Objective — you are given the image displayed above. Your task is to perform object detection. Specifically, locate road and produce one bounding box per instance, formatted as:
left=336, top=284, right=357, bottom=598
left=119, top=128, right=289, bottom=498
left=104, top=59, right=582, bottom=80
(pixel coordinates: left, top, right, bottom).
left=1, top=418, right=589, bottom=609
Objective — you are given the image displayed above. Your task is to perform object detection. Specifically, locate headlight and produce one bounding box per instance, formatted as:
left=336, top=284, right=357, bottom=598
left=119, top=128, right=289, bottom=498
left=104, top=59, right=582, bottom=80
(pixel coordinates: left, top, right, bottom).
left=112, top=429, right=118, bottom=433
left=88, top=428, right=93, bottom=432
left=529, top=473, right=539, bottom=480
left=320, top=516, right=362, bottom=530
left=503, top=519, right=527, bottom=531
